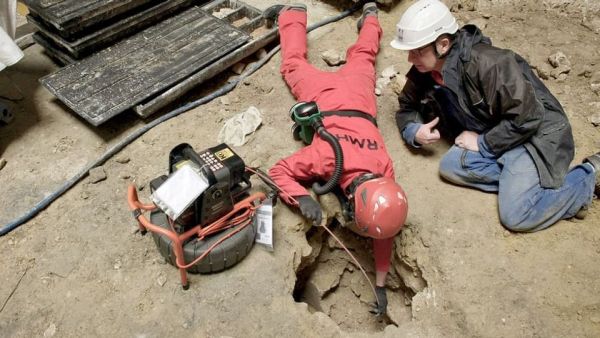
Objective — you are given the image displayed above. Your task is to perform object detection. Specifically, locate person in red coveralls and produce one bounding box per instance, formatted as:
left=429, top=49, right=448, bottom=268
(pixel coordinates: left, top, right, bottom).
left=265, top=3, right=408, bottom=316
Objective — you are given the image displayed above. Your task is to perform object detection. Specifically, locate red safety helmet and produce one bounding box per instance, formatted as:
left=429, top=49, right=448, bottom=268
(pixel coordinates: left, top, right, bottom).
left=353, top=177, right=408, bottom=239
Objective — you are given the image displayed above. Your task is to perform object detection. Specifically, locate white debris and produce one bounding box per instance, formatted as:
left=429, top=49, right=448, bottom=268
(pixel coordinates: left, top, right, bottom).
left=231, top=62, right=246, bottom=75
left=217, top=106, right=263, bottom=146
left=381, top=65, right=397, bottom=79
left=321, top=49, right=346, bottom=66
left=256, top=48, right=268, bottom=60
left=591, top=72, right=600, bottom=96
left=43, top=323, right=56, bottom=337
left=213, top=8, right=235, bottom=19
left=548, top=51, right=571, bottom=68
left=551, top=65, right=571, bottom=79
left=592, top=84, right=600, bottom=96
left=391, top=76, right=407, bottom=95
left=578, top=64, right=593, bottom=78
left=589, top=112, right=600, bottom=126
left=88, top=167, right=107, bottom=184
left=115, top=156, right=130, bottom=164
left=536, top=64, right=551, bottom=80
left=157, top=274, right=167, bottom=287
left=376, top=77, right=391, bottom=90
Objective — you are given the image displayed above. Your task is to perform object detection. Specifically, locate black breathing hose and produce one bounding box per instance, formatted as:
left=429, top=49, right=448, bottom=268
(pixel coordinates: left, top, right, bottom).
left=312, top=125, right=344, bottom=195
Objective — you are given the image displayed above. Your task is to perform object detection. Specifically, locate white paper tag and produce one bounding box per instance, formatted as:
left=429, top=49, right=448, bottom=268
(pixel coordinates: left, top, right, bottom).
left=254, top=199, right=273, bottom=251
left=151, top=164, right=209, bottom=220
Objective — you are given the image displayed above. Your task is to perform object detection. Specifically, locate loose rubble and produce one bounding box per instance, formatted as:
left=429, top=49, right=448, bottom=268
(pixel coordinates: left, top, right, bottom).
left=321, top=49, right=346, bottom=66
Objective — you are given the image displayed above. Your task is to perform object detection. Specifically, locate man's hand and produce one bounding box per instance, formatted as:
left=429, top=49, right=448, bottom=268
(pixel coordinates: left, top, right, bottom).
left=369, top=286, right=388, bottom=316
left=415, top=117, right=441, bottom=145
left=454, top=131, right=480, bottom=151
left=296, top=196, right=322, bottom=225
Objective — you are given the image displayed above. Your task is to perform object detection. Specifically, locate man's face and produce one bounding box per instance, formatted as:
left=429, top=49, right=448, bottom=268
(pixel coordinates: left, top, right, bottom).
left=407, top=42, right=438, bottom=73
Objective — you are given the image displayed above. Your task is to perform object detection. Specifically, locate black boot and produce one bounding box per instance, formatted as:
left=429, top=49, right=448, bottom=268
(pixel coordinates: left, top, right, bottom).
left=357, top=2, right=378, bottom=31
left=263, top=4, right=307, bottom=27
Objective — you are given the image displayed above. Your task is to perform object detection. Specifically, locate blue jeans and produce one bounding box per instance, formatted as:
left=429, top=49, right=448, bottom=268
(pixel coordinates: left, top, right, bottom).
left=439, top=145, right=596, bottom=232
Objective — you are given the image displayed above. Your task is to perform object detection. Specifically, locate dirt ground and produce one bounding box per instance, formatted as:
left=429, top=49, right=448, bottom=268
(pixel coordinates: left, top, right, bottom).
left=1, top=0, right=600, bottom=337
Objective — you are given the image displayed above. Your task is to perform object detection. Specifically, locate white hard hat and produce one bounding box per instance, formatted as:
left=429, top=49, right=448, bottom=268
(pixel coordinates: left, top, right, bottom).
left=390, top=0, right=459, bottom=50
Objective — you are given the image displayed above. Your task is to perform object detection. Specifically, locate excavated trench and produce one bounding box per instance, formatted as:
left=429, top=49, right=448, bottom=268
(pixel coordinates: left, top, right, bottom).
left=292, top=219, right=428, bottom=332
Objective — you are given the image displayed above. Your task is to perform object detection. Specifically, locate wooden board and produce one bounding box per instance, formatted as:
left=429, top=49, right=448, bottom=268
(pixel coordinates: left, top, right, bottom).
left=40, top=7, right=250, bottom=126
left=26, top=0, right=196, bottom=59
left=135, top=0, right=278, bottom=117
left=33, top=32, right=76, bottom=65
left=24, top=0, right=160, bottom=36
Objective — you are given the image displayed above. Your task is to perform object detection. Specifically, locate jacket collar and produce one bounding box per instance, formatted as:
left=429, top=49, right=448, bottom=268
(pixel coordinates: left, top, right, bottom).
left=441, top=25, right=492, bottom=91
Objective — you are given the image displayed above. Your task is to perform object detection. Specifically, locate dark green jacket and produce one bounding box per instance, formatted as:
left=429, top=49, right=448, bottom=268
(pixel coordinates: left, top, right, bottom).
left=396, top=25, right=574, bottom=189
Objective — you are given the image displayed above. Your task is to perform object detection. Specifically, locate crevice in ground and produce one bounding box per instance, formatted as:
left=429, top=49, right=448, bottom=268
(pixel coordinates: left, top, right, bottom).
left=292, top=220, right=428, bottom=332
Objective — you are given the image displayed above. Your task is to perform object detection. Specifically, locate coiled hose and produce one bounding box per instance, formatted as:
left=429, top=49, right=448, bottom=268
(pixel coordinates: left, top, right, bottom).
left=0, top=3, right=363, bottom=236
left=311, top=125, right=344, bottom=195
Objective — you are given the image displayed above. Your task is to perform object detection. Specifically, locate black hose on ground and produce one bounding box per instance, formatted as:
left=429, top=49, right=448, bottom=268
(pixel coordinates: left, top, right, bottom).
left=312, top=125, right=344, bottom=195
left=0, top=3, right=363, bottom=236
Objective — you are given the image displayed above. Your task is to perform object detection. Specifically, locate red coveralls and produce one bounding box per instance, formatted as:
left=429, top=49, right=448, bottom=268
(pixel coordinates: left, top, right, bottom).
left=268, top=11, right=396, bottom=274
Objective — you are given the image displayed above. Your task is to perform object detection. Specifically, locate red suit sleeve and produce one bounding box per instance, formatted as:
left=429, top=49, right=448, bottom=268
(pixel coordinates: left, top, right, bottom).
left=268, top=145, right=323, bottom=205
left=373, top=237, right=394, bottom=273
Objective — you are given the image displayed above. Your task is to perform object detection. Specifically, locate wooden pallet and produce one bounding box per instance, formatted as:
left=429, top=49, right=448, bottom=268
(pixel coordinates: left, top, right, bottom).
left=40, top=6, right=250, bottom=126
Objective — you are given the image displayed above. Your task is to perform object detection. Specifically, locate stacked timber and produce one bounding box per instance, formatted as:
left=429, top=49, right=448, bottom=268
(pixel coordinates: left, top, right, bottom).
left=24, top=0, right=197, bottom=64
left=37, top=0, right=279, bottom=125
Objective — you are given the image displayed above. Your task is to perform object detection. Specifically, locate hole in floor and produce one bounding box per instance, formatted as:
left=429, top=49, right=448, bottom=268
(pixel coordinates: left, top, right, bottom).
left=292, top=222, right=427, bottom=333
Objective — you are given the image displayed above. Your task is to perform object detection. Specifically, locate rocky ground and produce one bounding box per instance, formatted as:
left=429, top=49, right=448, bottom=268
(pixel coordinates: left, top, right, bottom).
left=1, top=0, right=600, bottom=337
